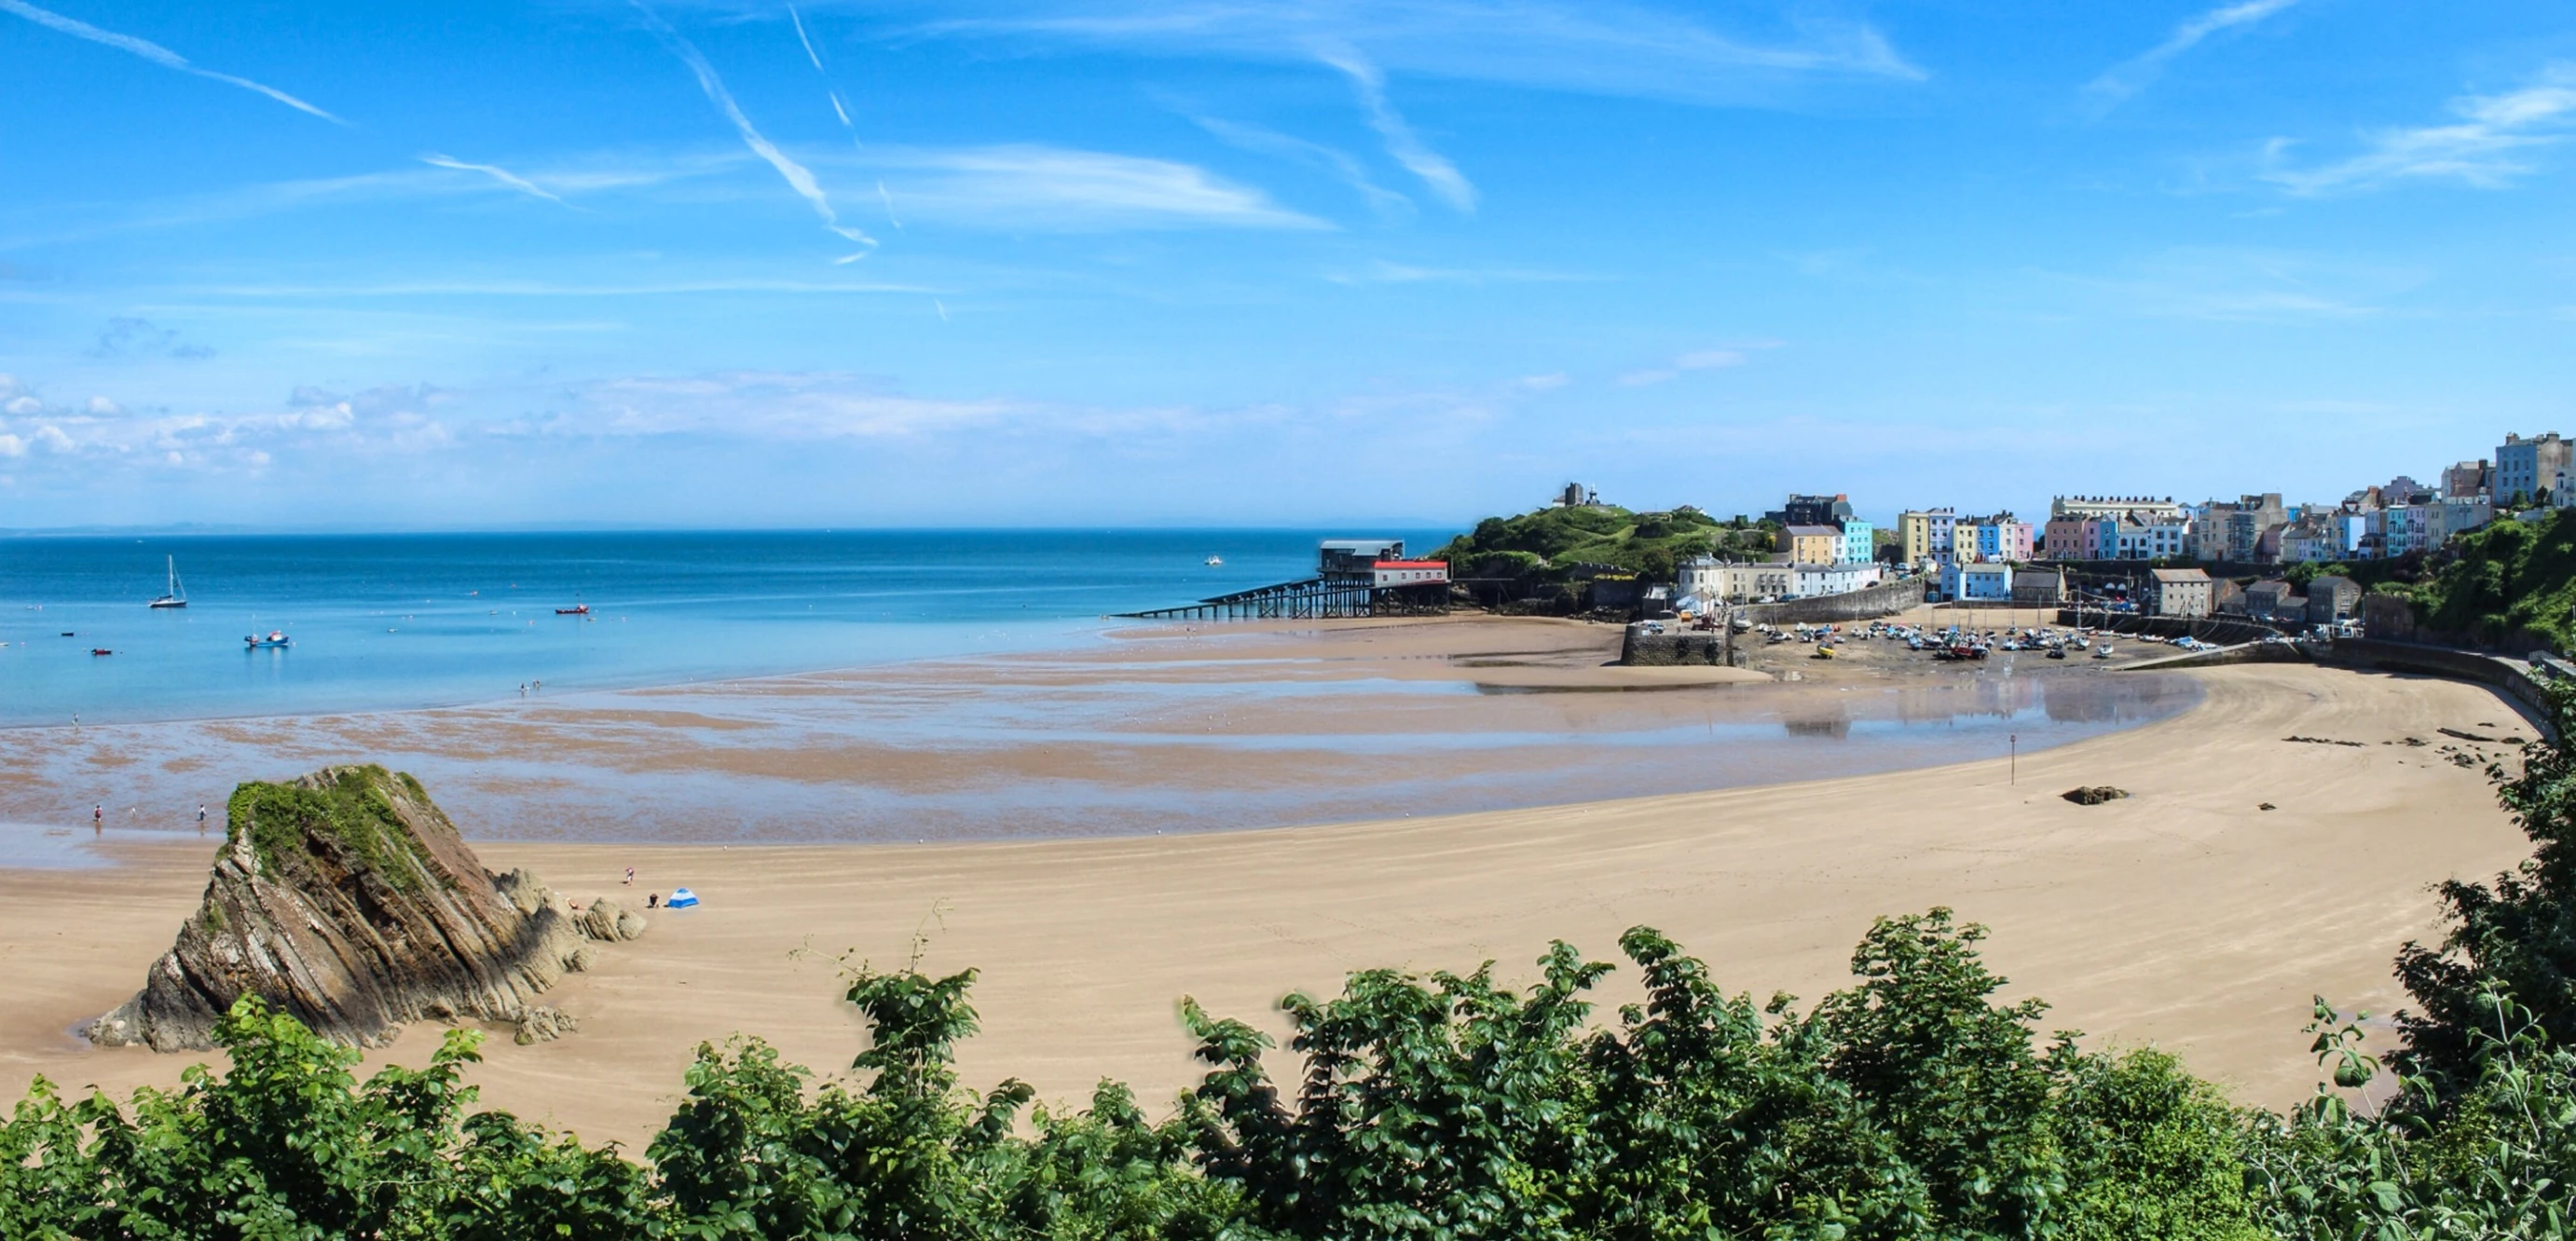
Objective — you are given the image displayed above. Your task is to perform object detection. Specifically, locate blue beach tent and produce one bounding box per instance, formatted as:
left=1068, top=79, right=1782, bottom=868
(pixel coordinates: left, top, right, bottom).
left=666, top=887, right=700, bottom=908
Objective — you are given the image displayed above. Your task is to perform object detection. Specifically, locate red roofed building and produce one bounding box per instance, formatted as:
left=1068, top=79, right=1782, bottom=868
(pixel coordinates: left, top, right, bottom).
left=1371, top=560, right=1450, bottom=588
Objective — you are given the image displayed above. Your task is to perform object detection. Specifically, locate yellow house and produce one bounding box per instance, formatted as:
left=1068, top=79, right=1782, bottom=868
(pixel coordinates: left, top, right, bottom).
left=1786, top=525, right=1843, bottom=564
left=1897, top=508, right=1955, bottom=565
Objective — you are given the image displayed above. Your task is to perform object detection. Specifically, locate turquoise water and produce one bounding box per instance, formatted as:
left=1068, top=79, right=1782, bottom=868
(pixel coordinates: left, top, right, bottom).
left=0, top=529, right=1450, bottom=728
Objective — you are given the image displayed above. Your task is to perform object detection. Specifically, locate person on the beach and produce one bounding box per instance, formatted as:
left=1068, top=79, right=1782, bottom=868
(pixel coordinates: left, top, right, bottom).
left=93, top=804, right=102, bottom=835
left=197, top=804, right=208, bottom=834
left=624, top=866, right=635, bottom=886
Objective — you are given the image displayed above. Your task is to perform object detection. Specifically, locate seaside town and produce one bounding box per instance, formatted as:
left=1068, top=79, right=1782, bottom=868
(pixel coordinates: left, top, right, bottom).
left=1466, top=430, right=2572, bottom=625
left=22, top=3, right=2576, bottom=1234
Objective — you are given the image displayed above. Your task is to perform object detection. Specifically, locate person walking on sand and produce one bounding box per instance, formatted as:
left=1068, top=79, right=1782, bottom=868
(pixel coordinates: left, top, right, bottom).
left=93, top=804, right=103, bottom=835
left=197, top=804, right=208, bottom=834
left=624, top=866, right=635, bottom=886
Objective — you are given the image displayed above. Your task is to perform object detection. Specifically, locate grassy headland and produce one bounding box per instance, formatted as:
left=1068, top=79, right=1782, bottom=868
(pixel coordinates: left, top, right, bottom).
left=1431, top=504, right=1772, bottom=583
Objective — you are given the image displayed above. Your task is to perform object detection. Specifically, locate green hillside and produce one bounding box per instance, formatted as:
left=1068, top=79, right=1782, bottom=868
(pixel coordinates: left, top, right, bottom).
left=2404, top=507, right=2576, bottom=650
left=1432, top=504, right=1764, bottom=581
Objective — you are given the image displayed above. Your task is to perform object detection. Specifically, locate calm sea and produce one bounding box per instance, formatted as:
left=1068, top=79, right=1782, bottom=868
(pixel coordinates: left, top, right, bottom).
left=0, top=529, right=1453, bottom=728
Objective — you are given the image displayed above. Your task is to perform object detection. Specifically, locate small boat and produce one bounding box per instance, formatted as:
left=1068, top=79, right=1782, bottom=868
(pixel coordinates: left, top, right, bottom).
left=90, top=648, right=113, bottom=656
left=149, top=555, right=188, bottom=608
left=245, top=630, right=291, bottom=648
left=1203, top=555, right=1224, bottom=566
left=555, top=604, right=591, bottom=616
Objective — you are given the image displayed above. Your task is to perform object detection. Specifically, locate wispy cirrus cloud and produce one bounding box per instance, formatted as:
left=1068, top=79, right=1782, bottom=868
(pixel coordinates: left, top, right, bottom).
left=1189, top=115, right=1412, bottom=218
left=1322, top=259, right=1593, bottom=284
left=1618, top=348, right=1753, bottom=388
left=0, top=0, right=343, bottom=123
left=631, top=2, right=878, bottom=257
left=2084, top=0, right=2296, bottom=110
left=867, top=144, right=1328, bottom=231
left=2039, top=247, right=2405, bottom=320
left=2262, top=64, right=2576, bottom=195
left=872, top=0, right=1922, bottom=103
left=418, top=154, right=574, bottom=207
left=1313, top=44, right=1475, bottom=212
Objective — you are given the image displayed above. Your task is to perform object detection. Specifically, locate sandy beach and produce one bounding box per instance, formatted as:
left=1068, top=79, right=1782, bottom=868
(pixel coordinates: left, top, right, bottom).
left=0, top=637, right=2542, bottom=1147
left=0, top=614, right=2190, bottom=845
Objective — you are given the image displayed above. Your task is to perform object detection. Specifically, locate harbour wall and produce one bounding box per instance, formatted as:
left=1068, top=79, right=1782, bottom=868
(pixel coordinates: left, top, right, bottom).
left=1619, top=630, right=1734, bottom=667
left=2051, top=611, right=2286, bottom=648
left=1736, top=578, right=1925, bottom=625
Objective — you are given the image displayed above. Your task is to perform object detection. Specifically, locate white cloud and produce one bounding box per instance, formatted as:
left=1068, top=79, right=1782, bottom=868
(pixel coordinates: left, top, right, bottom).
left=418, top=154, right=575, bottom=207
left=1618, top=345, right=1758, bottom=387
left=3, top=397, right=37, bottom=416
left=1322, top=259, right=1592, bottom=284
left=0, top=0, right=342, bottom=122
left=531, top=371, right=1021, bottom=439
left=894, top=0, right=1923, bottom=103
left=2085, top=0, right=2296, bottom=109
left=1315, top=45, right=1475, bottom=212
left=2040, top=247, right=2403, bottom=320
left=2263, top=64, right=2576, bottom=195
left=0, top=435, right=23, bottom=457
left=872, top=144, right=1329, bottom=231
left=1189, top=115, right=1413, bottom=217
left=84, top=395, right=123, bottom=416
left=633, top=2, right=877, bottom=255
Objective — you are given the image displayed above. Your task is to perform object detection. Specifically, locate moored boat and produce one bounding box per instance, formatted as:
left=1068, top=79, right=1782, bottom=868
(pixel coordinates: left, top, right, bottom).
left=245, top=630, right=291, bottom=648
left=149, top=555, right=188, bottom=608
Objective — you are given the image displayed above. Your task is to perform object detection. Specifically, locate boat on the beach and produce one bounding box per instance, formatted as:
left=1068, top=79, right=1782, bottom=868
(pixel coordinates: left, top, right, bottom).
left=555, top=604, right=591, bottom=616
left=245, top=630, right=291, bottom=648
left=149, top=556, right=187, bottom=608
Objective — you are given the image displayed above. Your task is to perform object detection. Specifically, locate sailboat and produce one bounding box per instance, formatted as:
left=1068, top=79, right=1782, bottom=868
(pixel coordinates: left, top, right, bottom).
left=148, top=556, right=188, bottom=608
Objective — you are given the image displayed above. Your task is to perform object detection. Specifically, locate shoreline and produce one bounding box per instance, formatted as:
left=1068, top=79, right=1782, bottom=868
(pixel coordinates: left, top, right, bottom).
left=0, top=661, right=2542, bottom=1147
left=0, top=614, right=2190, bottom=849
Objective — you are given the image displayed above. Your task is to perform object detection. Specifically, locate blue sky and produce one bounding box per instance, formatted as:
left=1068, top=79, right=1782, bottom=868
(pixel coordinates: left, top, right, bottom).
left=1, top=1, right=2570, bottom=529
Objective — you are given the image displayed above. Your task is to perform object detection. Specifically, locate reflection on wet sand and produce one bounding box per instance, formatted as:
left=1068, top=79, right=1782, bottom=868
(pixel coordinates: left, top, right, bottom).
left=0, top=620, right=2200, bottom=847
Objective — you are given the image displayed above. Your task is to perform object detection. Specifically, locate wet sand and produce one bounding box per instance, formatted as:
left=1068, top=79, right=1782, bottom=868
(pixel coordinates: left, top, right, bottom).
left=0, top=616, right=2191, bottom=845
left=0, top=659, right=2541, bottom=1147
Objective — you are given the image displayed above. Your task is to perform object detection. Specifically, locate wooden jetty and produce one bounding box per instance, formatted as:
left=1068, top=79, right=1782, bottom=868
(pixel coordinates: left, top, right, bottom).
left=1115, top=577, right=1450, bottom=621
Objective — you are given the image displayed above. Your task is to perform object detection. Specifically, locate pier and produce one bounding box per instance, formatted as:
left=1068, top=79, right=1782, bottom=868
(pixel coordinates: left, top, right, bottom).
left=1116, top=539, right=1452, bottom=620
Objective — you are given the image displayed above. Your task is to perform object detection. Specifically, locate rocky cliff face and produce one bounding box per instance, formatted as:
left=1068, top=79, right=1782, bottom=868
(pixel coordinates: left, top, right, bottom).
left=88, top=765, right=644, bottom=1053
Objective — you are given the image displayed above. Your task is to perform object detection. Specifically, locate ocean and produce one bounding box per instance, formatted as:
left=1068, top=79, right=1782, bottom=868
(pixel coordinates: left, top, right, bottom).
left=0, top=529, right=1452, bottom=728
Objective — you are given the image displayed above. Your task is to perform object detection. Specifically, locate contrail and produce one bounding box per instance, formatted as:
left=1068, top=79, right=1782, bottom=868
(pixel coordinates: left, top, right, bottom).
left=877, top=180, right=904, bottom=228
left=1316, top=45, right=1476, bottom=213
left=933, top=298, right=949, bottom=322
left=419, top=154, right=573, bottom=207
left=0, top=0, right=344, bottom=123
left=788, top=5, right=863, bottom=145
left=634, top=2, right=874, bottom=252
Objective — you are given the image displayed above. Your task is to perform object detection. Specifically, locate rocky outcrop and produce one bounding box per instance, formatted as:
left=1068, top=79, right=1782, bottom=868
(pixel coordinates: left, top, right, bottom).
left=88, top=765, right=644, bottom=1052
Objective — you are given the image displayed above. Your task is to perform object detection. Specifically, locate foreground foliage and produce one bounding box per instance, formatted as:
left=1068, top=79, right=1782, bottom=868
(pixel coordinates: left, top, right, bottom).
left=14, top=691, right=2576, bottom=1238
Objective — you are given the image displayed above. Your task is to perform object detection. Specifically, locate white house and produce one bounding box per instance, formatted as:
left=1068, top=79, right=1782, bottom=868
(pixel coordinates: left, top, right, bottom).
left=1796, top=562, right=1884, bottom=598
left=1682, top=558, right=1880, bottom=602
